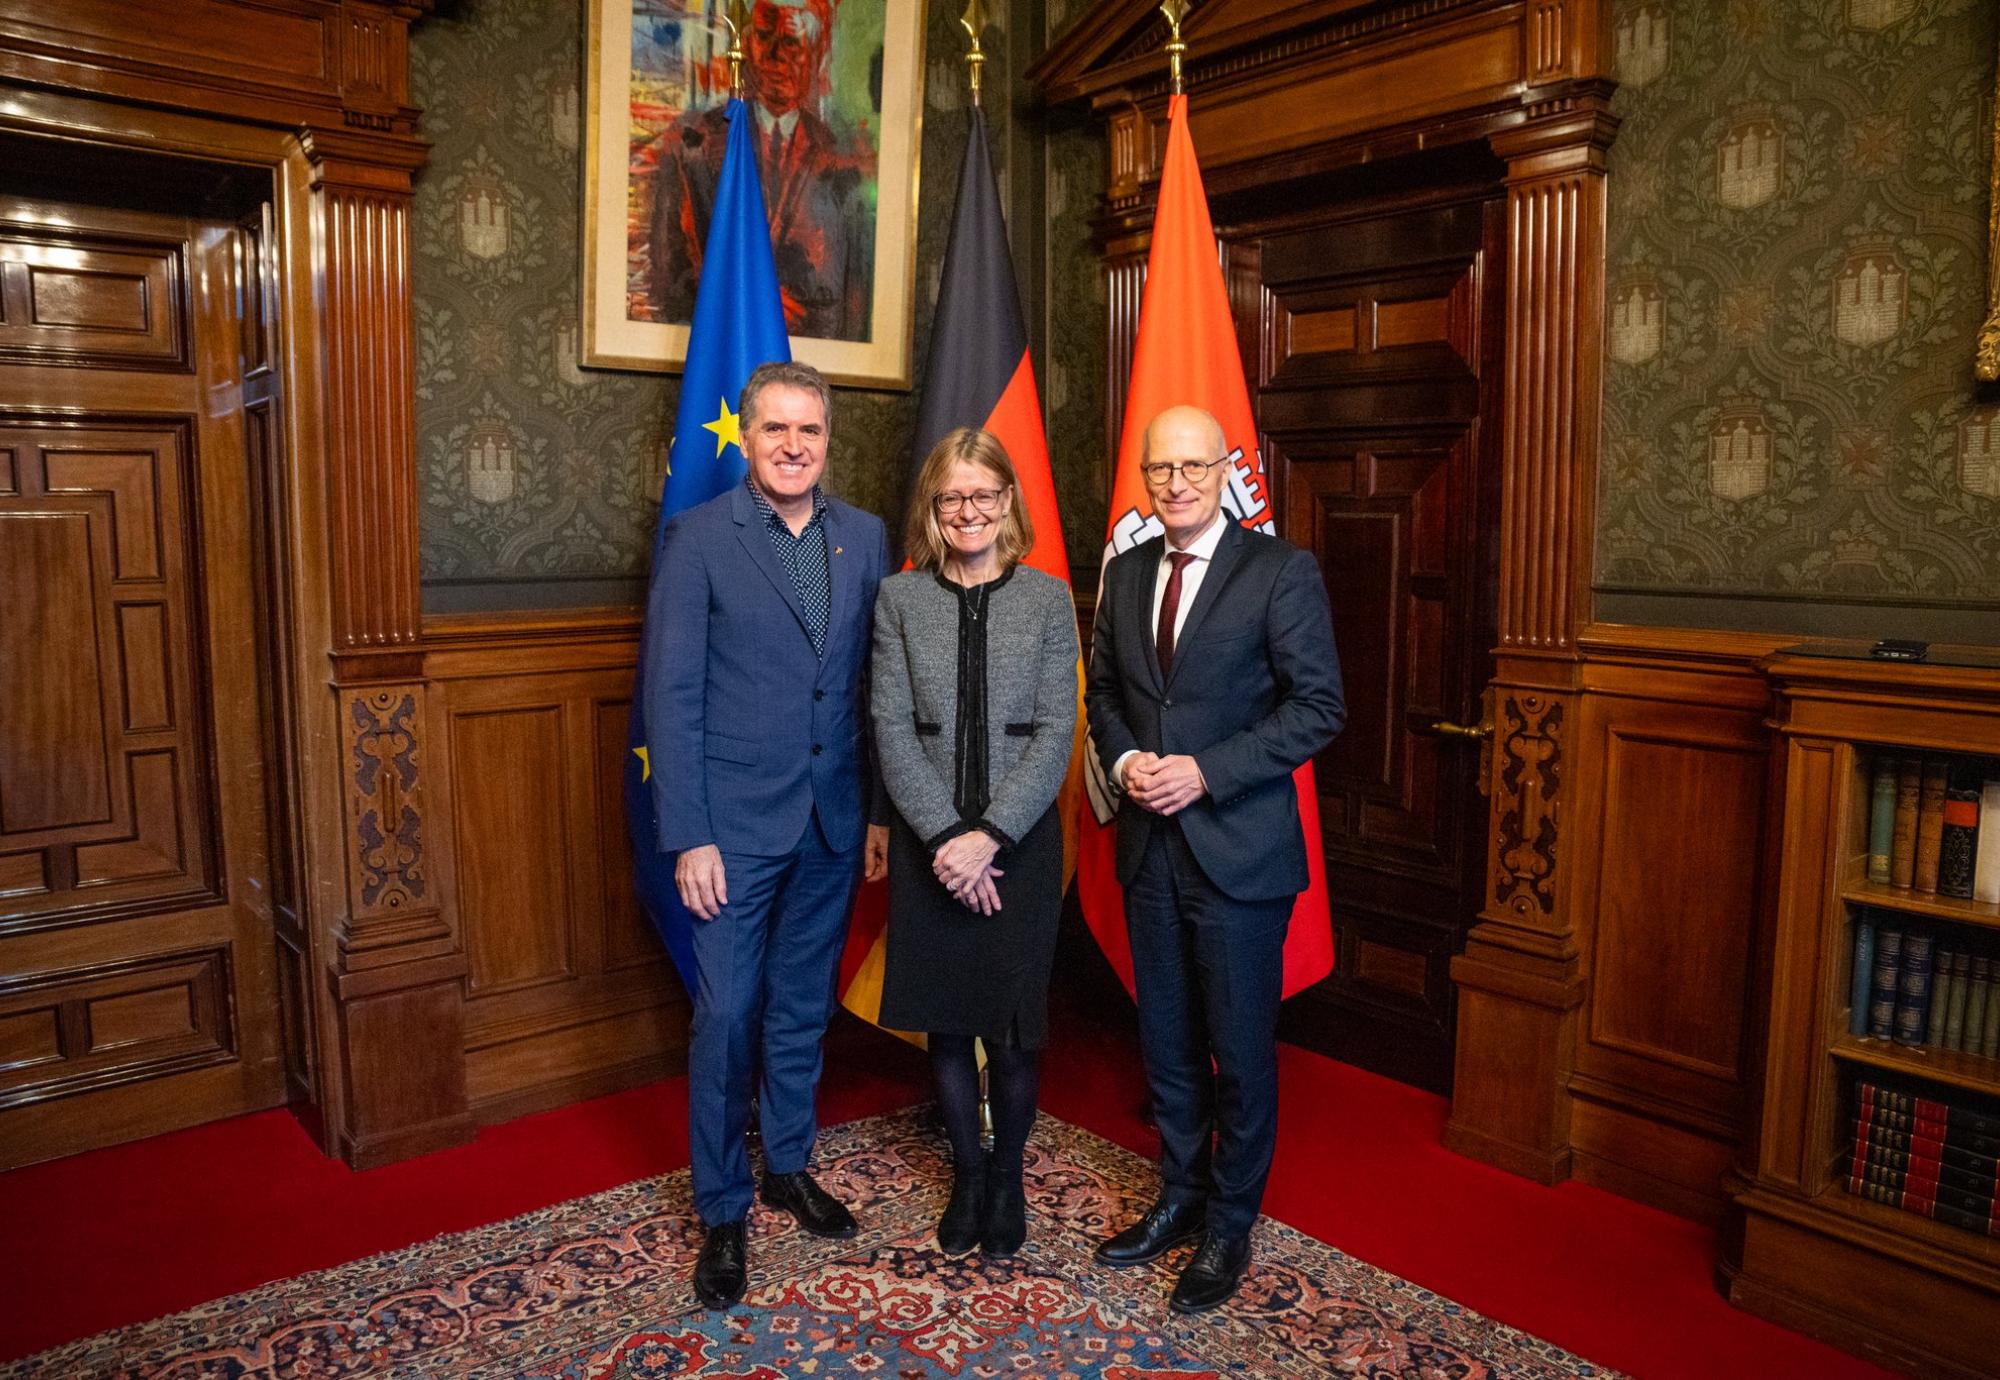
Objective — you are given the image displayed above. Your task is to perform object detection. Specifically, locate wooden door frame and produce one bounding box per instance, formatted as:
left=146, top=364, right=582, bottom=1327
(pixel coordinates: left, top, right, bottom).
left=0, top=0, right=472, bottom=1167
left=1034, top=0, right=1617, bottom=1181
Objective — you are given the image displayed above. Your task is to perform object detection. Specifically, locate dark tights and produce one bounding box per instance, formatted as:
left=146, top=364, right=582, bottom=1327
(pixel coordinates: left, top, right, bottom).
left=929, top=1034, right=1040, bottom=1174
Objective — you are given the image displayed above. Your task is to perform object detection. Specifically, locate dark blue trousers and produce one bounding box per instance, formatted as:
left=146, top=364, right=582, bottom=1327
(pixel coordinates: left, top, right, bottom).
left=688, top=814, right=860, bottom=1225
left=1124, top=819, right=1291, bottom=1241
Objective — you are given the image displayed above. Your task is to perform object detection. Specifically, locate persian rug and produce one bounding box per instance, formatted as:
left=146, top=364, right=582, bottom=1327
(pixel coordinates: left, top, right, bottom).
left=7, top=1108, right=1622, bottom=1379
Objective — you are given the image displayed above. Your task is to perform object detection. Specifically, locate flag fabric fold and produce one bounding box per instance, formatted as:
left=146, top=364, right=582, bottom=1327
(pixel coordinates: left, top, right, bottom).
left=837, top=107, right=1081, bottom=1031
left=1075, top=93, right=1336, bottom=1000
left=625, top=97, right=791, bottom=991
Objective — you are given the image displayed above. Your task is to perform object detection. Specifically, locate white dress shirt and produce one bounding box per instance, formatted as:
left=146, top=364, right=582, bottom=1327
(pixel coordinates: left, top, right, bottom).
left=1112, top=511, right=1228, bottom=792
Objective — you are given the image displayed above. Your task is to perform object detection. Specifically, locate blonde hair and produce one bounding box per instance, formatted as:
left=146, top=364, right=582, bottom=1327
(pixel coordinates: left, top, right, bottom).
left=903, top=428, right=1035, bottom=573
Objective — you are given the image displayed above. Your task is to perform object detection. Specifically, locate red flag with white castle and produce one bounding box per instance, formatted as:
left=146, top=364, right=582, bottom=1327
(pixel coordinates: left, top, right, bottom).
left=1077, top=92, right=1335, bottom=998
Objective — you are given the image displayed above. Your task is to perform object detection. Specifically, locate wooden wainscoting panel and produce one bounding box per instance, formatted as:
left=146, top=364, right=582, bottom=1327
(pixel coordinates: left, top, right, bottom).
left=1562, top=633, right=1777, bottom=1219
left=449, top=704, right=576, bottom=999
left=425, top=615, right=686, bottom=1125
left=1589, top=722, right=1765, bottom=1081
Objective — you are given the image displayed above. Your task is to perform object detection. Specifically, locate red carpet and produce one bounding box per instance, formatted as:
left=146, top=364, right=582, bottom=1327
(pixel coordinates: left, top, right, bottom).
left=0, top=934, right=1885, bottom=1379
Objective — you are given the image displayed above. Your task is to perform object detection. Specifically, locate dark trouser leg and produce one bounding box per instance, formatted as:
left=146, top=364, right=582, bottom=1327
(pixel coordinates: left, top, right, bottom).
left=928, top=1034, right=986, bottom=1166
left=1123, top=824, right=1214, bottom=1208
left=757, top=815, right=862, bottom=1178
left=688, top=848, right=790, bottom=1225
left=1172, top=828, right=1289, bottom=1241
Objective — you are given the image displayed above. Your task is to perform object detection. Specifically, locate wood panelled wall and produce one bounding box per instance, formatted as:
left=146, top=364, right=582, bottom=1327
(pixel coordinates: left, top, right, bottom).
left=0, top=0, right=686, bottom=1169
left=1037, top=0, right=1793, bottom=1225
left=1561, top=627, right=1785, bottom=1220
left=422, top=613, right=686, bottom=1125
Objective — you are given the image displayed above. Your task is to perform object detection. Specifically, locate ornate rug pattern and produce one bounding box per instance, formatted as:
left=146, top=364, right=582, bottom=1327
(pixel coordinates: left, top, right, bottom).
left=7, top=1108, right=1622, bottom=1379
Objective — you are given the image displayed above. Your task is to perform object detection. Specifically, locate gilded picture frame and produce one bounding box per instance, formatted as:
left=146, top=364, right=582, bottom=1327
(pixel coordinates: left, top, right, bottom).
left=1981, top=41, right=2000, bottom=383
left=583, top=0, right=926, bottom=387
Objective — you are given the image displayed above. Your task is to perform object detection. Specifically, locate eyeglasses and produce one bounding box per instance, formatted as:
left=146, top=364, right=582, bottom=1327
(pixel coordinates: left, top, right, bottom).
left=934, top=488, right=1006, bottom=516
left=1140, top=460, right=1218, bottom=486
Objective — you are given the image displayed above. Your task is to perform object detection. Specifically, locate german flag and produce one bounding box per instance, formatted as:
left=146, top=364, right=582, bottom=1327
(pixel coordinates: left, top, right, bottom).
left=837, top=107, right=1080, bottom=1034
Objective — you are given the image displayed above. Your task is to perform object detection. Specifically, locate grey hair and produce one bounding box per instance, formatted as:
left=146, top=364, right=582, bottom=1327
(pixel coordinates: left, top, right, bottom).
left=740, top=360, right=834, bottom=434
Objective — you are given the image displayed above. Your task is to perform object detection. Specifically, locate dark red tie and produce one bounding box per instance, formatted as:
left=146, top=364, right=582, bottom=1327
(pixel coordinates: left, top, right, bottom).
left=1155, top=551, right=1196, bottom=678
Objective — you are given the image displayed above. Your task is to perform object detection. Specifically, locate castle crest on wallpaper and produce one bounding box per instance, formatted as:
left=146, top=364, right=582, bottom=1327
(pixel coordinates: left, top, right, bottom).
left=586, top=0, right=925, bottom=386
left=1599, top=0, right=1999, bottom=605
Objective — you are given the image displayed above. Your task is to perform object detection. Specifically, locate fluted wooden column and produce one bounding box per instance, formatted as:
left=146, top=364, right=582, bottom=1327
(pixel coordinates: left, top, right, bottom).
left=1443, top=95, right=1617, bottom=1182
left=301, top=124, right=472, bottom=1168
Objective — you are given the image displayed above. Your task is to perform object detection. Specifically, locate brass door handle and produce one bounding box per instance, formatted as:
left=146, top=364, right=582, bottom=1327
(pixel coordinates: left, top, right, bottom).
left=1431, top=718, right=1491, bottom=740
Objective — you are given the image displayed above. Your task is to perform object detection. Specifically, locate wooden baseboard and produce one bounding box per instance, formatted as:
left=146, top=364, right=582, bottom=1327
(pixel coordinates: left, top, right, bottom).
left=1439, top=1119, right=1571, bottom=1185
left=339, top=1110, right=476, bottom=1171
left=471, top=1050, right=685, bottom=1129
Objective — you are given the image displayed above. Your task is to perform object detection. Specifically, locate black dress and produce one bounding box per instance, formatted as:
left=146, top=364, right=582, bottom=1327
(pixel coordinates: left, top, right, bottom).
left=877, top=574, right=1065, bottom=1047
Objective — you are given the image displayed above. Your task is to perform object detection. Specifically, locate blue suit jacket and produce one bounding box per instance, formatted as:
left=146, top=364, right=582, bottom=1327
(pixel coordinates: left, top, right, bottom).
left=645, top=483, right=890, bottom=857
left=1085, top=521, right=1345, bottom=901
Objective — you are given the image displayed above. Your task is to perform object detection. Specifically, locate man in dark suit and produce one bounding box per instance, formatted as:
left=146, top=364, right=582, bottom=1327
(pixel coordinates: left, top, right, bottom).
left=645, top=360, right=890, bottom=1308
left=1084, top=405, right=1344, bottom=1313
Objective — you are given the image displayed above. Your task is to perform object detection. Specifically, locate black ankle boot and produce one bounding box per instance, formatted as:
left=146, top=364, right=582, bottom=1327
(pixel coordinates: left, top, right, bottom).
left=981, top=1158, right=1027, bottom=1257
left=936, top=1155, right=986, bottom=1257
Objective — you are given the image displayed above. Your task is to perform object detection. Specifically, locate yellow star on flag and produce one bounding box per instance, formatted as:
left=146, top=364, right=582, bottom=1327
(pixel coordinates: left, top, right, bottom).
left=633, top=744, right=650, bottom=781
left=701, top=397, right=740, bottom=458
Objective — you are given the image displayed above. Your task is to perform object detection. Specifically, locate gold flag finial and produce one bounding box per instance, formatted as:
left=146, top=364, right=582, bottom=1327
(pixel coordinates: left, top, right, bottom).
left=960, top=0, right=990, bottom=107
left=1160, top=0, right=1191, bottom=96
left=722, top=0, right=751, bottom=98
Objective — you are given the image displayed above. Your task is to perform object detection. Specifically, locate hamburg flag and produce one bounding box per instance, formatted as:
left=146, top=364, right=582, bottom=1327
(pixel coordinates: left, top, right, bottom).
left=625, top=97, right=791, bottom=990
left=836, top=106, right=1082, bottom=1030
left=1075, top=93, right=1335, bottom=999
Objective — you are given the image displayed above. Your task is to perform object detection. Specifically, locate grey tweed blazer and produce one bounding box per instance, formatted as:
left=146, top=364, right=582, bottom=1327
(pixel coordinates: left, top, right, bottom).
left=869, top=565, right=1079, bottom=847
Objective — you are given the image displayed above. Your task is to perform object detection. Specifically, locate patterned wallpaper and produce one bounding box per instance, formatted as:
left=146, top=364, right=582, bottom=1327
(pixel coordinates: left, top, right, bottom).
left=1042, top=0, right=1110, bottom=581
left=1599, top=0, right=1999, bottom=623
left=411, top=0, right=1111, bottom=610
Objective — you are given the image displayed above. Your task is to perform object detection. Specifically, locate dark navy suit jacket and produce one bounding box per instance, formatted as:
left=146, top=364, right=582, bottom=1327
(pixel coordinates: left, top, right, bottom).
left=1085, top=521, right=1345, bottom=901
left=645, top=483, right=890, bottom=857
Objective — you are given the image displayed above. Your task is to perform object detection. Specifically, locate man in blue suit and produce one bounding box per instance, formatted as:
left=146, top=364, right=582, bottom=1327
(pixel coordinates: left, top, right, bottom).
left=645, top=360, right=890, bottom=1308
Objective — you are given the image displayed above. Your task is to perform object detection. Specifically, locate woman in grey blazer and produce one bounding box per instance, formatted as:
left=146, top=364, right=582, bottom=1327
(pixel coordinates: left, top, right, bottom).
left=871, top=427, right=1079, bottom=1260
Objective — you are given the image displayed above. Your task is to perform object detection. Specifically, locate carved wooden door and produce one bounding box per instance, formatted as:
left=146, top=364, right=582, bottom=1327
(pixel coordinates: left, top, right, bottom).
left=0, top=197, right=285, bottom=1166
left=1243, top=195, right=1504, bottom=1093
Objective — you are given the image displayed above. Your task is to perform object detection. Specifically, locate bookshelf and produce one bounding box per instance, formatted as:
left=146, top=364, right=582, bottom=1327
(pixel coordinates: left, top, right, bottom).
left=1723, top=650, right=2000, bottom=1380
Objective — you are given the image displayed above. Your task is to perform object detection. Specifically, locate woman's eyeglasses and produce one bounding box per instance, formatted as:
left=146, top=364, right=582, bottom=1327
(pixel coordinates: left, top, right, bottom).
left=934, top=489, right=1006, bottom=516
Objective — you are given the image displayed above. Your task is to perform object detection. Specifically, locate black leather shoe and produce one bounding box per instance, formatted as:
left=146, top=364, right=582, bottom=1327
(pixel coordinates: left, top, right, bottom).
left=1170, top=1232, right=1250, bottom=1314
left=693, top=1220, right=747, bottom=1309
left=760, top=1169, right=859, bottom=1239
left=1094, top=1197, right=1205, bottom=1266
left=935, top=1156, right=986, bottom=1257
left=980, top=1159, right=1027, bottom=1258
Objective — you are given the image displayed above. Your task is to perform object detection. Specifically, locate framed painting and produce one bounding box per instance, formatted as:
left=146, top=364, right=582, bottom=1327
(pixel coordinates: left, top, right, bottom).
left=584, top=0, right=926, bottom=387
left=1981, top=39, right=2000, bottom=384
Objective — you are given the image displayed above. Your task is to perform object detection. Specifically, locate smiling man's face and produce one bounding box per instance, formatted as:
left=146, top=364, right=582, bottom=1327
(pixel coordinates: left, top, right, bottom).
left=743, top=382, right=828, bottom=505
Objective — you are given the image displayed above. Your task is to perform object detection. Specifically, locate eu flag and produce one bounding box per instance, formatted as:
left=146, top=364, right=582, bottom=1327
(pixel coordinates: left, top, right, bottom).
left=626, top=97, right=790, bottom=989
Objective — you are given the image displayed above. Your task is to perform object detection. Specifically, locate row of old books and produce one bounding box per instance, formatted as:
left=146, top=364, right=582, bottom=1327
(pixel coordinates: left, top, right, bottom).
left=1865, top=753, right=2000, bottom=902
left=1846, top=1079, right=2000, bottom=1239
left=1850, top=914, right=2000, bottom=1057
